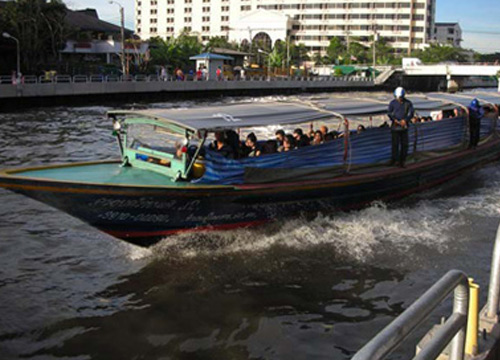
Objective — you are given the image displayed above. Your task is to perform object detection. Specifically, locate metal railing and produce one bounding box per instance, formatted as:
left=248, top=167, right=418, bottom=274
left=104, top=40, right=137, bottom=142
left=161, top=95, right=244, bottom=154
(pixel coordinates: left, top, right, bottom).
left=0, top=74, right=373, bottom=85
left=485, top=223, right=500, bottom=320
left=355, top=221, right=500, bottom=360
left=353, top=270, right=469, bottom=360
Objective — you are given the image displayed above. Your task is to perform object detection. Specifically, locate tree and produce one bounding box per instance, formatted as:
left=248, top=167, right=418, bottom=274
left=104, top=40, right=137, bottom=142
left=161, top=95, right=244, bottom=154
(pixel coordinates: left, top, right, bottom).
left=0, top=0, right=69, bottom=73
left=149, top=30, right=202, bottom=71
left=411, top=43, right=468, bottom=64
left=203, top=36, right=237, bottom=52
left=326, top=37, right=346, bottom=63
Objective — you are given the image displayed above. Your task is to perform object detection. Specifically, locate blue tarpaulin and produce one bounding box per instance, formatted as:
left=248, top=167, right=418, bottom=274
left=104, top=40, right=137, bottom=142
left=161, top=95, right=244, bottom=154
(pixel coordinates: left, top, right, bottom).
left=196, top=116, right=492, bottom=184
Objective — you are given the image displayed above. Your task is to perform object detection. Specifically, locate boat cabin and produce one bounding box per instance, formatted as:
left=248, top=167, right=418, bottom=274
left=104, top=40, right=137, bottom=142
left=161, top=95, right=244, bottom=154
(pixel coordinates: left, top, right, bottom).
left=108, top=92, right=500, bottom=185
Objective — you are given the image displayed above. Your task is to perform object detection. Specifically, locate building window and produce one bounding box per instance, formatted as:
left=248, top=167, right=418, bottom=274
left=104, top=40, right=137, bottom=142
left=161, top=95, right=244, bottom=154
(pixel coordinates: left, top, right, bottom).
left=185, top=7, right=192, bottom=13
left=202, top=6, right=210, bottom=12
left=448, top=28, right=455, bottom=34
left=221, top=6, right=229, bottom=11
left=221, top=26, right=229, bottom=31
left=184, top=17, right=192, bottom=22
left=202, top=16, right=210, bottom=22
left=202, top=26, right=210, bottom=31
left=150, top=27, right=157, bottom=33
left=221, top=15, right=229, bottom=22
left=150, top=9, right=157, bottom=14
left=184, top=26, right=192, bottom=32
left=151, top=18, right=157, bottom=23
left=167, top=8, right=174, bottom=14
left=240, top=5, right=251, bottom=11
left=167, top=0, right=174, bottom=3
left=150, top=0, right=157, bottom=5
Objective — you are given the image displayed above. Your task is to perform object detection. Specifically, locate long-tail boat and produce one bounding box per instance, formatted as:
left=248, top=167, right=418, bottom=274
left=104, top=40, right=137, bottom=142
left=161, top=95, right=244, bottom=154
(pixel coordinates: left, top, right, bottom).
left=1, top=92, right=499, bottom=246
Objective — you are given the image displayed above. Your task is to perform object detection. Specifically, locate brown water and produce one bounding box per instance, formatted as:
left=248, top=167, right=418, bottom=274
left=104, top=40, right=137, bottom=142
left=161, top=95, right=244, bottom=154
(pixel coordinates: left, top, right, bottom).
left=0, top=97, right=499, bottom=360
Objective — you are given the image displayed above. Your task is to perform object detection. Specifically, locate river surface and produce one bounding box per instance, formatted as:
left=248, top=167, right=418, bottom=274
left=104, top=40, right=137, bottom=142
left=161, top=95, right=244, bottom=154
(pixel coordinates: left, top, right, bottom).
left=0, top=95, right=499, bottom=360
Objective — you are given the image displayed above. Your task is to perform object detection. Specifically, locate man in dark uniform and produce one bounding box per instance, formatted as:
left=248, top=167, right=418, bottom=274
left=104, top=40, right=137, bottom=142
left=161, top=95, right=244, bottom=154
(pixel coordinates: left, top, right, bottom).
left=388, top=87, right=414, bottom=167
left=468, top=98, right=484, bottom=149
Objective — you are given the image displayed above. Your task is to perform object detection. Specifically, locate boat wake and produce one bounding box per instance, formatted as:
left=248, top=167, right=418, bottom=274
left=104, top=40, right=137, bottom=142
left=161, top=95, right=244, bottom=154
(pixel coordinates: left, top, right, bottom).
left=150, top=164, right=500, bottom=265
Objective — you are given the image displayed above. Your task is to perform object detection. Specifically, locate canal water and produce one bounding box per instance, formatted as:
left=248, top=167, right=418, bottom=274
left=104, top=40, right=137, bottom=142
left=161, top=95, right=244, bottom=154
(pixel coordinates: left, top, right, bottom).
left=0, top=96, right=499, bottom=360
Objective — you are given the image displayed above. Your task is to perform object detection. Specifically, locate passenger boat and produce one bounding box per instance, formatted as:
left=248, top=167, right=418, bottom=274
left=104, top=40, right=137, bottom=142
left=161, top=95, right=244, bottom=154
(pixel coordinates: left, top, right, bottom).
left=1, top=92, right=499, bottom=246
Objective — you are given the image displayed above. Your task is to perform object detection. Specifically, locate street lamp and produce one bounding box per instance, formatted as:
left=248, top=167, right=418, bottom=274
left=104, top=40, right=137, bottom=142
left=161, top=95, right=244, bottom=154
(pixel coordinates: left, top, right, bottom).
left=2, top=32, right=20, bottom=84
left=258, top=49, right=271, bottom=81
left=109, top=0, right=126, bottom=76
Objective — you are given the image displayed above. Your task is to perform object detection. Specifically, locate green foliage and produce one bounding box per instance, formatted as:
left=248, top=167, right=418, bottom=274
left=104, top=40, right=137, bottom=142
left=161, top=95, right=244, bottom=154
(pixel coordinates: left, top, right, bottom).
left=326, top=37, right=346, bottom=62
left=411, top=43, right=467, bottom=64
left=203, top=36, right=238, bottom=52
left=149, top=30, right=202, bottom=71
left=334, top=67, right=343, bottom=77
left=0, top=0, right=69, bottom=73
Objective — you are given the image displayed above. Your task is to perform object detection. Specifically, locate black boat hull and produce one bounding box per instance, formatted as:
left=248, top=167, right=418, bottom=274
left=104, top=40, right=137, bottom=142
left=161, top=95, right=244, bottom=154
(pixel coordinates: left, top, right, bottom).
left=1, top=139, right=500, bottom=246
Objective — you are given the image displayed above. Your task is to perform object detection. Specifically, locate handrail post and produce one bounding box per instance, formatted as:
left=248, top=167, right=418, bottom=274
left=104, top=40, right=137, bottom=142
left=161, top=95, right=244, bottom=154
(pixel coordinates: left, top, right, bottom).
left=486, top=221, right=500, bottom=319
left=450, top=280, right=468, bottom=360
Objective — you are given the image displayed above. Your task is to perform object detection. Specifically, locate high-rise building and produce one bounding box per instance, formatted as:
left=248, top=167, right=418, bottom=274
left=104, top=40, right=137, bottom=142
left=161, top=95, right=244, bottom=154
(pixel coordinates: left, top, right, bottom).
left=135, top=0, right=436, bottom=54
left=433, top=22, right=462, bottom=48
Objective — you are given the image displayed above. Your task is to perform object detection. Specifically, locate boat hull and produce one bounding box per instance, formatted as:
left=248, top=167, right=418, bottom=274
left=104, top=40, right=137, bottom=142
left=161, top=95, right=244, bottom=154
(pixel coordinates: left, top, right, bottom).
left=1, top=139, right=500, bottom=246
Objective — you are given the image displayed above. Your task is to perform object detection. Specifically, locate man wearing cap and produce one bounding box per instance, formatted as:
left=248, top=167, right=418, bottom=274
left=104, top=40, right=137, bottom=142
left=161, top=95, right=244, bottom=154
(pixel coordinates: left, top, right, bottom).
left=388, top=87, right=414, bottom=167
left=468, top=98, right=484, bottom=149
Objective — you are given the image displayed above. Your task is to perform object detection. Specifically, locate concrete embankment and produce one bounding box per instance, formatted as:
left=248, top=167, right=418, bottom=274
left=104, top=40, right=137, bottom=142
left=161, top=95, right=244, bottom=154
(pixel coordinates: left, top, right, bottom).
left=0, top=78, right=376, bottom=110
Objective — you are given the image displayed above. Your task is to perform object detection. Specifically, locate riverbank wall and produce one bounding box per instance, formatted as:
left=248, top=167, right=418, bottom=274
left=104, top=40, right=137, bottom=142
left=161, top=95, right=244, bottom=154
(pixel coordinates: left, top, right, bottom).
left=0, top=77, right=375, bottom=110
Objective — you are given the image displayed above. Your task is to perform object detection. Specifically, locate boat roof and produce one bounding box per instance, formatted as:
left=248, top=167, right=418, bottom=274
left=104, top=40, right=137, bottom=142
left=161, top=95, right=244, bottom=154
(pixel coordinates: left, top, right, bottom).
left=108, top=92, right=500, bottom=132
left=109, top=102, right=334, bottom=132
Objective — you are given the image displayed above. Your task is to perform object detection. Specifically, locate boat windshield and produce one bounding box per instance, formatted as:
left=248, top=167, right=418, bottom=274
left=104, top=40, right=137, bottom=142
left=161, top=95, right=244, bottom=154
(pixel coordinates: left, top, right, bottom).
left=127, top=123, right=185, bottom=154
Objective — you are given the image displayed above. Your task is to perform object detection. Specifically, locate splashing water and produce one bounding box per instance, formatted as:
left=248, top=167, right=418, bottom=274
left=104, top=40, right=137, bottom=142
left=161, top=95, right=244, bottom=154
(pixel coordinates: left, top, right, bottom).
left=148, top=163, right=500, bottom=265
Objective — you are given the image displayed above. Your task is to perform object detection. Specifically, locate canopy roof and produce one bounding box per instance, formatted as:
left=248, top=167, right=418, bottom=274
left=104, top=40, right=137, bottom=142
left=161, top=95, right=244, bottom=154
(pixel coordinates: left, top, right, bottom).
left=109, top=91, right=500, bottom=132
left=110, top=102, right=333, bottom=132
left=189, top=53, right=234, bottom=61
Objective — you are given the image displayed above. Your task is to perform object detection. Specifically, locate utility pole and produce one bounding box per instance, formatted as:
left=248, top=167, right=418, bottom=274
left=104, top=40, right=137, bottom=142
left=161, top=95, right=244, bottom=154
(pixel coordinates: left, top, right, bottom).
left=372, top=25, right=378, bottom=68
left=109, top=1, right=126, bottom=76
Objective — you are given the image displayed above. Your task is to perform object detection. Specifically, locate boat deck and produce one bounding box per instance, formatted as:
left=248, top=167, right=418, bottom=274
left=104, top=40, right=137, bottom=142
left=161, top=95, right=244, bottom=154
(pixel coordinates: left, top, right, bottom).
left=8, top=162, right=185, bottom=187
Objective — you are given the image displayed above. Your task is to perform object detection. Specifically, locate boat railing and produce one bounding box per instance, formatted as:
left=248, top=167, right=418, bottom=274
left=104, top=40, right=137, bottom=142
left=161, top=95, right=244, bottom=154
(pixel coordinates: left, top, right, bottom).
left=354, top=221, right=500, bottom=360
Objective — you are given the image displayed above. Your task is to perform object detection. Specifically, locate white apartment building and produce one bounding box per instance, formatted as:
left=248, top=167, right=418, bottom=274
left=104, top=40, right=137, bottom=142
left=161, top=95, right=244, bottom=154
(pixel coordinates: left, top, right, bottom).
left=433, top=22, right=462, bottom=47
left=136, top=0, right=436, bottom=54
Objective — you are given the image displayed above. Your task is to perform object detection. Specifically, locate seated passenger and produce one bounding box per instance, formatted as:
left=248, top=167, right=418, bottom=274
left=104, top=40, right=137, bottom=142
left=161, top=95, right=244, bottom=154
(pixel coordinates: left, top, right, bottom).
left=209, top=131, right=225, bottom=151
left=262, top=140, right=278, bottom=154
left=245, top=132, right=261, bottom=157
left=312, top=130, right=324, bottom=145
left=209, top=131, right=234, bottom=159
left=275, top=130, right=285, bottom=152
left=293, top=128, right=310, bottom=148
left=225, top=130, right=240, bottom=159
left=357, top=125, right=366, bottom=134
left=283, top=134, right=296, bottom=152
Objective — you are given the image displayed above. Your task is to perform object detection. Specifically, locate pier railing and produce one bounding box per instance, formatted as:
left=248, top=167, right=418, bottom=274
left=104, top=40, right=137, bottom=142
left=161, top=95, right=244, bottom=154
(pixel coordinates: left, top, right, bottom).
left=0, top=74, right=372, bottom=85
left=354, top=220, right=500, bottom=360
left=352, top=270, right=469, bottom=360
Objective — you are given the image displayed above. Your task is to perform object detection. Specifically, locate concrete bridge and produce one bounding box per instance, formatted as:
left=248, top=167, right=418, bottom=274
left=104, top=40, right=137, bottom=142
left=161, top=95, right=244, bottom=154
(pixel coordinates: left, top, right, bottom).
left=402, top=64, right=500, bottom=91
left=404, top=64, right=500, bottom=77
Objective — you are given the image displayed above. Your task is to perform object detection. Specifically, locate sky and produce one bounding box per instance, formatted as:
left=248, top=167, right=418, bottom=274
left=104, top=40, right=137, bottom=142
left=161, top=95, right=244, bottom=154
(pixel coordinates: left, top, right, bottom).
left=65, top=0, right=500, bottom=54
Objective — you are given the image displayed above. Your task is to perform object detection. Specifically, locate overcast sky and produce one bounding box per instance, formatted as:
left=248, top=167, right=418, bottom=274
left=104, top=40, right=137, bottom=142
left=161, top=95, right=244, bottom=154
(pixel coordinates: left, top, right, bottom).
left=65, top=0, right=500, bottom=53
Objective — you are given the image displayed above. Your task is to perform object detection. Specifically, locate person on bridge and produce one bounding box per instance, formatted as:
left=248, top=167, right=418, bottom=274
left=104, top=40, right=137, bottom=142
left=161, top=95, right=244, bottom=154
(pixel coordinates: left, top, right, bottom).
left=468, top=99, right=484, bottom=149
left=388, top=87, right=414, bottom=167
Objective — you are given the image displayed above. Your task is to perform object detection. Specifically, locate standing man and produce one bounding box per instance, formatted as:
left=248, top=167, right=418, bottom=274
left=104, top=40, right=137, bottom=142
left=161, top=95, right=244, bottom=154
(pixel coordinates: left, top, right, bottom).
left=388, top=87, right=414, bottom=167
left=468, top=99, right=484, bottom=149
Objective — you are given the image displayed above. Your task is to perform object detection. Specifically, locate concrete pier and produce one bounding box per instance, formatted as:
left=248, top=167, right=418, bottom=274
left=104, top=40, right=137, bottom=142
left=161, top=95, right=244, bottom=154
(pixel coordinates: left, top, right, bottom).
left=0, top=77, right=375, bottom=110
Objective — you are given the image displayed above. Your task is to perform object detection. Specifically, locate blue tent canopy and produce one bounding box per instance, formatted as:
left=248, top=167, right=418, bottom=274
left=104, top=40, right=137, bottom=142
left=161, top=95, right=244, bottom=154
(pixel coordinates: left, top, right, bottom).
left=189, top=52, right=234, bottom=61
